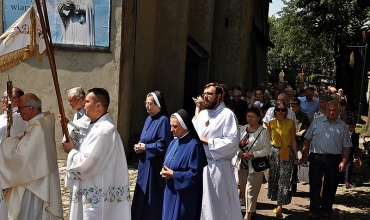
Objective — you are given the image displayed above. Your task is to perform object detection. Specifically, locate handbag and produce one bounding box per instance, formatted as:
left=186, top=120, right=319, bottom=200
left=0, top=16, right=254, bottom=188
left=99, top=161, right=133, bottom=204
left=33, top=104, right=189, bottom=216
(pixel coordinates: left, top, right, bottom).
left=299, top=163, right=309, bottom=183
left=353, top=157, right=362, bottom=169
left=251, top=156, right=270, bottom=172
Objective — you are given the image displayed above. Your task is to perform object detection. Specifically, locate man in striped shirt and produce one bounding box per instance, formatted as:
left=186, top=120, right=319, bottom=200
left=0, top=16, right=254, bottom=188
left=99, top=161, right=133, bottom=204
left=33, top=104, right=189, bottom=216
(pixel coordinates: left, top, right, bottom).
left=302, top=100, right=352, bottom=219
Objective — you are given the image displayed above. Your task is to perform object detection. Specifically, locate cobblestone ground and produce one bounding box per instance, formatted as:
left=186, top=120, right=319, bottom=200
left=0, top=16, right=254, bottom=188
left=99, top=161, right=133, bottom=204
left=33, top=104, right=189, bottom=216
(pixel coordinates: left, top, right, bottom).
left=58, top=155, right=370, bottom=219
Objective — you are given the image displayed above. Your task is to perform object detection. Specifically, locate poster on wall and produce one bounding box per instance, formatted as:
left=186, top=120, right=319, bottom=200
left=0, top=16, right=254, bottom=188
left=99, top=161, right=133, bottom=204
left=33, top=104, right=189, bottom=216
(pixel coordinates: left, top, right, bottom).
left=3, top=0, right=110, bottom=51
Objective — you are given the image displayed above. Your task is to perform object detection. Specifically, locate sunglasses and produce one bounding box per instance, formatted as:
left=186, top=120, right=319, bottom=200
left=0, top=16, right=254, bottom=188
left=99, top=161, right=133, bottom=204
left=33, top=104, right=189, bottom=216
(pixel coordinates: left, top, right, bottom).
left=275, top=107, right=287, bottom=112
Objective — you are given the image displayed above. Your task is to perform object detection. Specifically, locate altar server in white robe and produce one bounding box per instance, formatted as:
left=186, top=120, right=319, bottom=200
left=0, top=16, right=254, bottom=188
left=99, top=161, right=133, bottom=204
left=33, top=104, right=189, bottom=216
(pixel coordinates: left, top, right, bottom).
left=192, top=83, right=242, bottom=220
left=62, top=88, right=131, bottom=220
left=59, top=86, right=90, bottom=150
left=0, top=93, right=63, bottom=220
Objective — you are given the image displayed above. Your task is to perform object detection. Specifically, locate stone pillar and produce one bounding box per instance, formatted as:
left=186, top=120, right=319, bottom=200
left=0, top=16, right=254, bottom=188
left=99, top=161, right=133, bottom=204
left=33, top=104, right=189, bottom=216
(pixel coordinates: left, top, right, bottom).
left=152, top=0, right=189, bottom=114
left=209, top=0, right=254, bottom=88
left=117, top=0, right=136, bottom=152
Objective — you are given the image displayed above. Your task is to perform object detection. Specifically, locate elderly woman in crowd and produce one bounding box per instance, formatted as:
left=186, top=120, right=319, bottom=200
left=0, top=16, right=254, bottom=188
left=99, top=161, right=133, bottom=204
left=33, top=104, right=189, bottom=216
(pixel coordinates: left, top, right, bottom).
left=161, top=109, right=207, bottom=220
left=235, top=106, right=271, bottom=220
left=131, top=91, right=172, bottom=220
left=338, top=88, right=347, bottom=103
left=267, top=101, right=298, bottom=219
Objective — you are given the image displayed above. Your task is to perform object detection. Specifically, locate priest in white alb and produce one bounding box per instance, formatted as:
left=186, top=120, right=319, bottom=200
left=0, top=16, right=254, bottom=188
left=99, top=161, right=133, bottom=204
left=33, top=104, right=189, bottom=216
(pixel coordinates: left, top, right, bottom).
left=0, top=93, right=63, bottom=220
left=62, top=88, right=131, bottom=220
left=192, top=83, right=242, bottom=220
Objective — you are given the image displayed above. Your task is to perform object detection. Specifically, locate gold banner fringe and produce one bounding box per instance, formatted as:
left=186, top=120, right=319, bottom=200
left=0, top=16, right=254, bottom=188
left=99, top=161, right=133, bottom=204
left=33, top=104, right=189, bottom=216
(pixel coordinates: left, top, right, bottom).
left=0, top=6, right=43, bottom=73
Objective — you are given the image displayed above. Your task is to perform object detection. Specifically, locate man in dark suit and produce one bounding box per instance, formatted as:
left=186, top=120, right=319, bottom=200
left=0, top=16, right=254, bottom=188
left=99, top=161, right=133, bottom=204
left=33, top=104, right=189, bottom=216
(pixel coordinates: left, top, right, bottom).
left=344, top=121, right=359, bottom=189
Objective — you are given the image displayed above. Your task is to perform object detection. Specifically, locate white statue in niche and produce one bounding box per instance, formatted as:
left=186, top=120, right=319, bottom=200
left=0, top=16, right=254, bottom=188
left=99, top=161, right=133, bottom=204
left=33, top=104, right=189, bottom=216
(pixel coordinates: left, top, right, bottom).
left=279, top=70, right=285, bottom=83
left=58, top=0, right=95, bottom=45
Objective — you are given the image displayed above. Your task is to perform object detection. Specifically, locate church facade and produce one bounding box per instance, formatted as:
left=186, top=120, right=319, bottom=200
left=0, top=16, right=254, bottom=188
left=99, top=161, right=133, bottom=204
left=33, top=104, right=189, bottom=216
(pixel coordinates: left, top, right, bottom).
left=0, top=0, right=273, bottom=157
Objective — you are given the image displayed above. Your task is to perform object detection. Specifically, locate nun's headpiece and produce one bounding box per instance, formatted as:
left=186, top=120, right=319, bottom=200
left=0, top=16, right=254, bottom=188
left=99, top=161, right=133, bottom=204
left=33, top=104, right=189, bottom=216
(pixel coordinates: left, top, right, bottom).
left=172, top=109, right=207, bottom=167
left=172, top=109, right=200, bottom=142
left=147, top=91, right=169, bottom=116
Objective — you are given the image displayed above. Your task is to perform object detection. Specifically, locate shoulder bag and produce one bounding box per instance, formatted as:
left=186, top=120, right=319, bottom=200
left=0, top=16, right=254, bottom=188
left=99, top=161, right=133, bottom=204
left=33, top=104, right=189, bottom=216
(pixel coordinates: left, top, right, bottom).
left=240, top=127, right=270, bottom=172
left=250, top=128, right=270, bottom=172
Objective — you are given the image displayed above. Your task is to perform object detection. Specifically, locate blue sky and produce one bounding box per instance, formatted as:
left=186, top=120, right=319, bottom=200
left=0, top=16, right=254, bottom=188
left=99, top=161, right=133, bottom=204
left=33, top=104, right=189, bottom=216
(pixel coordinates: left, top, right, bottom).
left=269, top=0, right=285, bottom=16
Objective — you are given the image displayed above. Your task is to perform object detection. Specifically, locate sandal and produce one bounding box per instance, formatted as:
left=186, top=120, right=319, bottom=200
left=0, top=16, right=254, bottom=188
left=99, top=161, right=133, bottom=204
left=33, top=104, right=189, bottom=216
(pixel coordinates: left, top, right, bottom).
left=273, top=208, right=283, bottom=219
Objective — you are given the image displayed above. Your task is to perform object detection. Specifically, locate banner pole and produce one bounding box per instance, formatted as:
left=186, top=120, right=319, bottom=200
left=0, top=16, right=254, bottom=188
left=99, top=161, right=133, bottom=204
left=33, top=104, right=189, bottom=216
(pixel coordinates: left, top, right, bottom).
left=34, top=0, right=69, bottom=140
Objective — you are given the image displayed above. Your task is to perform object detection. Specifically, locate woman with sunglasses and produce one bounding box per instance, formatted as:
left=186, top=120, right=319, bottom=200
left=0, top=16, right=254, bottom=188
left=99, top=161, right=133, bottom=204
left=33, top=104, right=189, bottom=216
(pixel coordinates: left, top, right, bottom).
left=267, top=101, right=298, bottom=219
left=235, top=106, right=271, bottom=220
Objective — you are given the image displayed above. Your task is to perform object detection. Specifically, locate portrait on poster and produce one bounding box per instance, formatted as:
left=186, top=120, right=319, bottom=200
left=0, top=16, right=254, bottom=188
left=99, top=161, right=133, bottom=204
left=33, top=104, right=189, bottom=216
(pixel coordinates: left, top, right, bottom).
left=3, top=0, right=110, bottom=50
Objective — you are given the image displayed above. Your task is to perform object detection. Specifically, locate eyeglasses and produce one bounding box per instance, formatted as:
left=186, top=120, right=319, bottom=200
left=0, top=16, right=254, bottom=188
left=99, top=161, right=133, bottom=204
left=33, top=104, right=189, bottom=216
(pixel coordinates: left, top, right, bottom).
left=275, top=107, right=287, bottom=112
left=202, top=92, right=218, bottom=98
left=144, top=102, right=155, bottom=107
left=18, top=106, right=34, bottom=109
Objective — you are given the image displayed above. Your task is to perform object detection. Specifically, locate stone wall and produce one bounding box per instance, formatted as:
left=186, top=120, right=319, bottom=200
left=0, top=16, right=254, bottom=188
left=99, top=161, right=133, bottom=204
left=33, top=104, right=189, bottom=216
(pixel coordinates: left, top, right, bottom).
left=0, top=0, right=124, bottom=159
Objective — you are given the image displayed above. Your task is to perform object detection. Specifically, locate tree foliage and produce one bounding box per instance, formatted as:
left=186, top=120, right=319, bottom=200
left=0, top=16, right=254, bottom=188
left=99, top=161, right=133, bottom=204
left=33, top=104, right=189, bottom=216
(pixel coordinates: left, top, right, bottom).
left=294, top=0, right=369, bottom=42
left=268, top=0, right=370, bottom=85
left=268, top=4, right=334, bottom=83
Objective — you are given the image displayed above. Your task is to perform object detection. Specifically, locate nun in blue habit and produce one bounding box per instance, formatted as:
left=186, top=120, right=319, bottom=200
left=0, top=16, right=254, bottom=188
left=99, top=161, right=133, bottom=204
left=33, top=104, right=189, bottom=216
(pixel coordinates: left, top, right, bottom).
left=160, top=109, right=207, bottom=220
left=131, top=91, right=172, bottom=220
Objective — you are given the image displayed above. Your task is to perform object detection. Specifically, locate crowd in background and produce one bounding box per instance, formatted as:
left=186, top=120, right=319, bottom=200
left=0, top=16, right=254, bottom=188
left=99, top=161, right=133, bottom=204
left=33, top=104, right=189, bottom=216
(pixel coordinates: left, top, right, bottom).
left=0, top=81, right=359, bottom=220
left=226, top=80, right=359, bottom=219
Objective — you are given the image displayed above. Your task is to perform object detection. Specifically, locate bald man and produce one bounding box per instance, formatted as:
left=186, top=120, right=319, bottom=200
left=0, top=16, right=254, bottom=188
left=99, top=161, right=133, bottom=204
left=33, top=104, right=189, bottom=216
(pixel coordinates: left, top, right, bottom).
left=0, top=93, right=63, bottom=219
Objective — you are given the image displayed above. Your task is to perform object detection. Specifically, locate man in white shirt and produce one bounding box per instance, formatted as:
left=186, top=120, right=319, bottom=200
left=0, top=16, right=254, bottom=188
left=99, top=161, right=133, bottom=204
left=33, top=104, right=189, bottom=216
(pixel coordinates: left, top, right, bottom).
left=59, top=87, right=90, bottom=148
left=192, top=82, right=242, bottom=220
left=62, top=88, right=131, bottom=220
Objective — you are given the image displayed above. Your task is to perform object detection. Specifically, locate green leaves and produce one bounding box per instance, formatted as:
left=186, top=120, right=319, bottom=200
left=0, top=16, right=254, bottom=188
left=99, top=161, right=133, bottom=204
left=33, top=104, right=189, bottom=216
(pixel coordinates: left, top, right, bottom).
left=268, top=0, right=370, bottom=83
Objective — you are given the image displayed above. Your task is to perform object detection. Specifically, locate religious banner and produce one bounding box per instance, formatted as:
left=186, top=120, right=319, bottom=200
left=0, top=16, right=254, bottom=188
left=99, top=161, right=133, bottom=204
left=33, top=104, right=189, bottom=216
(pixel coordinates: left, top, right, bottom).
left=0, top=6, right=46, bottom=73
left=3, top=0, right=111, bottom=51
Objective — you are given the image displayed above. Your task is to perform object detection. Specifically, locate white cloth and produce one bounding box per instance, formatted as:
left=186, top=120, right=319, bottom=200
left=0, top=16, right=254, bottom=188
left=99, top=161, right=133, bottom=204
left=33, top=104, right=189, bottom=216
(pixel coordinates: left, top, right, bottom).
left=5, top=170, right=62, bottom=220
left=61, top=0, right=95, bottom=45
left=192, top=102, right=242, bottom=220
left=0, top=112, right=63, bottom=220
left=0, top=180, right=7, bottom=220
left=0, top=107, right=28, bottom=142
left=0, top=6, right=45, bottom=56
left=67, top=113, right=131, bottom=220
left=66, top=109, right=90, bottom=150
left=64, top=109, right=90, bottom=188
left=263, top=106, right=298, bottom=128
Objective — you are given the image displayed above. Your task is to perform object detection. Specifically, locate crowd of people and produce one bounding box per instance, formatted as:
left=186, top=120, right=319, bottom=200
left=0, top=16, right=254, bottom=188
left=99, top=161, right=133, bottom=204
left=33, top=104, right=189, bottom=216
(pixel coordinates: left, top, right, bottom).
left=0, top=81, right=360, bottom=220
